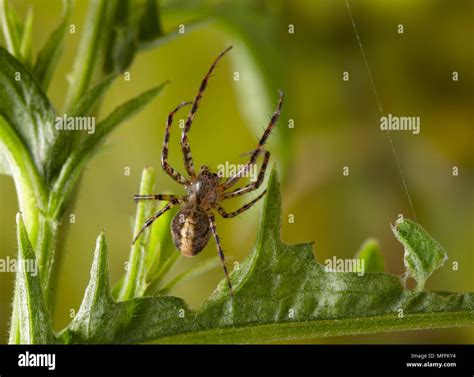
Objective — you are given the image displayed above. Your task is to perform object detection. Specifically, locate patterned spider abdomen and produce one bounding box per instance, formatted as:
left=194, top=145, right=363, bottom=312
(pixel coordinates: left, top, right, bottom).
left=171, top=206, right=211, bottom=257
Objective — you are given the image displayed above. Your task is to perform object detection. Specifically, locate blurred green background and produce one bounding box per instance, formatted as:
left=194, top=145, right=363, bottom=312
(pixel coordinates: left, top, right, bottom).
left=0, top=0, right=473, bottom=343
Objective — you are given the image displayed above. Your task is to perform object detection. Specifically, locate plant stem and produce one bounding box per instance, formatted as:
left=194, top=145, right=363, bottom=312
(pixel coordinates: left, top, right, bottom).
left=37, top=216, right=59, bottom=300
left=153, top=311, right=474, bottom=344
left=118, top=167, right=156, bottom=301
left=0, top=117, right=47, bottom=243
left=63, top=0, right=107, bottom=113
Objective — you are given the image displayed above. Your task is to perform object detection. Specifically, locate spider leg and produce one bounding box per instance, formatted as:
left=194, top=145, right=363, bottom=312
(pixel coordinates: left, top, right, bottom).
left=222, top=151, right=270, bottom=199
left=181, top=46, right=233, bottom=178
left=134, top=194, right=183, bottom=202
left=162, top=101, right=193, bottom=184
left=216, top=189, right=267, bottom=218
left=132, top=201, right=176, bottom=245
left=208, top=215, right=233, bottom=296
left=221, top=91, right=283, bottom=190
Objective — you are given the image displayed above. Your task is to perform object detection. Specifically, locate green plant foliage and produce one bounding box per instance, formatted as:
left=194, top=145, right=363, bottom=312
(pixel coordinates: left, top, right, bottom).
left=0, top=47, right=60, bottom=183
left=56, top=168, right=473, bottom=344
left=118, top=167, right=157, bottom=301
left=0, top=0, right=170, bottom=342
left=60, top=231, right=188, bottom=344
left=392, top=218, right=448, bottom=292
left=34, top=0, right=72, bottom=91
left=15, top=213, right=55, bottom=344
left=48, top=82, right=168, bottom=219
left=355, top=238, right=385, bottom=273
left=0, top=0, right=22, bottom=58
left=1, top=0, right=472, bottom=346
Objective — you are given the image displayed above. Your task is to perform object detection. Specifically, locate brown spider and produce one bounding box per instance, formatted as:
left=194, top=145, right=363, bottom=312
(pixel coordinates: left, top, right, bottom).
left=132, top=46, right=283, bottom=295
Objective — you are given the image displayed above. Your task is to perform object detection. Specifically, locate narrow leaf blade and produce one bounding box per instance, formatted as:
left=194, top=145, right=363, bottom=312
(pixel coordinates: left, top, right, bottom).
left=63, top=232, right=113, bottom=342
left=63, top=0, right=107, bottom=112
left=19, top=6, right=33, bottom=67
left=0, top=0, right=22, bottom=58
left=33, top=0, right=72, bottom=90
left=71, top=74, right=117, bottom=117
left=118, top=166, right=156, bottom=301
left=15, top=213, right=54, bottom=344
left=48, top=83, right=167, bottom=218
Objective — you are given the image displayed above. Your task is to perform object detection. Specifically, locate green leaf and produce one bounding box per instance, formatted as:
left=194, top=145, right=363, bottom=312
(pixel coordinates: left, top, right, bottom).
left=114, top=166, right=186, bottom=299
left=48, top=83, right=167, bottom=218
left=0, top=47, right=71, bottom=185
left=103, top=0, right=139, bottom=75
left=137, top=0, right=162, bottom=45
left=102, top=0, right=163, bottom=75
left=34, top=0, right=72, bottom=91
left=0, top=116, right=45, bottom=242
left=85, top=83, right=167, bottom=151
left=143, top=206, right=178, bottom=295
left=63, top=0, right=107, bottom=113
left=355, top=238, right=385, bottom=273
left=0, top=0, right=22, bottom=58
left=392, top=218, right=448, bottom=292
left=71, top=74, right=117, bottom=117
left=60, top=167, right=473, bottom=344
left=60, top=231, right=191, bottom=344
left=62, top=232, right=113, bottom=341
left=19, top=5, right=33, bottom=67
left=118, top=166, right=157, bottom=301
left=15, top=213, right=54, bottom=344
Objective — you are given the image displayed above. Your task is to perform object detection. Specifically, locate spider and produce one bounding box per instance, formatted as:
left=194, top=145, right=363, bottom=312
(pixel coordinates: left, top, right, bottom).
left=132, top=46, right=284, bottom=295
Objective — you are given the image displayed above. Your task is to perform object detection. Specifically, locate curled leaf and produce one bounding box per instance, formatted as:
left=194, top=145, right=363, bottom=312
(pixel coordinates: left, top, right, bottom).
left=392, top=218, right=448, bottom=291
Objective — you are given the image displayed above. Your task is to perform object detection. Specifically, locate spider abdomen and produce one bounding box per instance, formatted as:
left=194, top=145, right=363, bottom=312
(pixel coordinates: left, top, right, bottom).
left=171, top=206, right=211, bottom=257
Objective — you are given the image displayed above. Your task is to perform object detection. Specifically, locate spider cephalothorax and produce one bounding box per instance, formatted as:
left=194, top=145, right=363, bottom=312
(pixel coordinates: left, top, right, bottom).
left=132, top=46, right=284, bottom=295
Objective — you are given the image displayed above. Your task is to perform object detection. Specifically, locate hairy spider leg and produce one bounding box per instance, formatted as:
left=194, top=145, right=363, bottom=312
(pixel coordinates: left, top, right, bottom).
left=221, top=91, right=284, bottom=191
left=208, top=214, right=233, bottom=296
left=223, top=150, right=270, bottom=199
left=133, top=194, right=183, bottom=202
left=132, top=200, right=178, bottom=245
left=216, top=189, right=267, bottom=217
left=181, top=46, right=233, bottom=178
left=162, top=101, right=192, bottom=184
